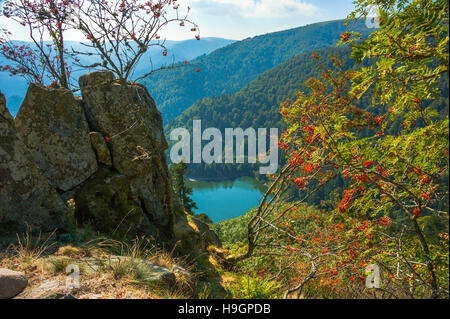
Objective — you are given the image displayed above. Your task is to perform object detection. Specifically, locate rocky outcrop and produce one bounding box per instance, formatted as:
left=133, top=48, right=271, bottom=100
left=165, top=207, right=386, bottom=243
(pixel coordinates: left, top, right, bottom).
left=1, top=71, right=215, bottom=252
left=173, top=212, right=222, bottom=254
left=15, top=84, right=98, bottom=192
left=0, top=93, right=13, bottom=124
left=79, top=71, right=173, bottom=235
left=0, top=91, right=67, bottom=233
left=1, top=73, right=174, bottom=240
left=0, top=268, right=28, bottom=299
left=78, top=71, right=167, bottom=166
left=191, top=218, right=222, bottom=248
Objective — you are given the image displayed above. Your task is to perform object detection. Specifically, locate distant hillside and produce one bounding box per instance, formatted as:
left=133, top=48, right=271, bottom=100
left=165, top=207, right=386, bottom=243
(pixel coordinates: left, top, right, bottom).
left=144, top=19, right=373, bottom=124
left=166, top=47, right=351, bottom=132
left=166, top=45, right=449, bottom=179
left=0, top=37, right=235, bottom=117
left=165, top=46, right=353, bottom=179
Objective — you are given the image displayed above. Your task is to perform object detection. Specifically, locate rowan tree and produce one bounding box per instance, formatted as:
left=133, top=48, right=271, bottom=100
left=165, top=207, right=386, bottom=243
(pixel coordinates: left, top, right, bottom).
left=0, top=0, right=200, bottom=86
left=0, top=0, right=76, bottom=88
left=70, top=0, right=200, bottom=83
left=227, top=0, right=449, bottom=299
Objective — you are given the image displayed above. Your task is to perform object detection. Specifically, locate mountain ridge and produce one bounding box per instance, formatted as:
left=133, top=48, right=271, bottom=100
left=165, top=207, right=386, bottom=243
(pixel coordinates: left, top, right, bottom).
left=165, top=44, right=449, bottom=180
left=144, top=19, right=373, bottom=124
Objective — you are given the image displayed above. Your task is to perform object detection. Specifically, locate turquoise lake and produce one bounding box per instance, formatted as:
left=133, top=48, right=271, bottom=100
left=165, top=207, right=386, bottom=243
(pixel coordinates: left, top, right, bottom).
left=187, top=177, right=267, bottom=223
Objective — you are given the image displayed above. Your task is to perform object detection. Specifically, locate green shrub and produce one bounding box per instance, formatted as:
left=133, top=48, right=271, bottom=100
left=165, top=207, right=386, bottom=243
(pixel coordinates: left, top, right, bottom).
left=214, top=209, right=255, bottom=245
left=228, top=275, right=282, bottom=299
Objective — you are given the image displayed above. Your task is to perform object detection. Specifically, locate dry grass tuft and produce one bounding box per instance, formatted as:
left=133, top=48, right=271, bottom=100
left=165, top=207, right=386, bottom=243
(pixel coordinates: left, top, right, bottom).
left=56, top=245, right=91, bottom=258
left=11, top=228, right=57, bottom=265
left=1, top=235, right=201, bottom=299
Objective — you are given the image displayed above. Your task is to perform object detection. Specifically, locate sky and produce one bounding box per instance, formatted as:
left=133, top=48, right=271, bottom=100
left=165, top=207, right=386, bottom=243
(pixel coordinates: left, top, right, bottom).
left=0, top=0, right=357, bottom=41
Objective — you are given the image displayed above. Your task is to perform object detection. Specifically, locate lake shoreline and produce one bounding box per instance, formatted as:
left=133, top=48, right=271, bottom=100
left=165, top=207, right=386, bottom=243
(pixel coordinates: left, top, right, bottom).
left=188, top=177, right=267, bottom=223
left=187, top=174, right=263, bottom=183
left=188, top=176, right=234, bottom=182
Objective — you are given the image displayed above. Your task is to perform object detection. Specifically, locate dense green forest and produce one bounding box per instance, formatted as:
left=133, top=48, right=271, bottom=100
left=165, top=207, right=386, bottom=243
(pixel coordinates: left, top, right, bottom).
left=168, top=46, right=355, bottom=131
left=166, top=45, right=449, bottom=182
left=165, top=43, right=449, bottom=213
left=144, top=19, right=373, bottom=124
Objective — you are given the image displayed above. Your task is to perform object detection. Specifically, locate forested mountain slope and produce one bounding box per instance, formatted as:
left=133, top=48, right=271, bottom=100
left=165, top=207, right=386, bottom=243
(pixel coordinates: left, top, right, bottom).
left=166, top=45, right=449, bottom=179
left=167, top=46, right=351, bottom=132
left=144, top=20, right=373, bottom=124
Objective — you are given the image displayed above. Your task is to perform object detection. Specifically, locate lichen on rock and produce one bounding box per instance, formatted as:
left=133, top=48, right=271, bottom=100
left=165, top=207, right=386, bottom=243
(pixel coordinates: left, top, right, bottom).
left=74, top=166, right=156, bottom=239
left=14, top=83, right=98, bottom=192
left=79, top=71, right=167, bottom=177
left=1, top=72, right=211, bottom=253
left=79, top=71, right=173, bottom=238
left=89, top=132, right=113, bottom=167
left=0, top=91, right=67, bottom=234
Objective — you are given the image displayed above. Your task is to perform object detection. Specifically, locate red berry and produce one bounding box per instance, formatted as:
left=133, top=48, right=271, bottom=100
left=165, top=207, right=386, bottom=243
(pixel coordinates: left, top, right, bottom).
left=363, top=160, right=373, bottom=168
left=421, top=192, right=430, bottom=200
left=420, top=175, right=430, bottom=184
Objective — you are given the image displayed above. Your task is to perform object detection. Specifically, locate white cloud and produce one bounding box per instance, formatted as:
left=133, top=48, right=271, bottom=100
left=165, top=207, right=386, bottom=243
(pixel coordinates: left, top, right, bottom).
left=1, top=0, right=321, bottom=41
left=189, top=0, right=318, bottom=19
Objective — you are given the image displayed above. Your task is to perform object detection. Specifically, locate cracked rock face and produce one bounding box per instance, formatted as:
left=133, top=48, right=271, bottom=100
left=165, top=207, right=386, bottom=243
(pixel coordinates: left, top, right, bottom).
left=15, top=84, right=98, bottom=192
left=79, top=71, right=172, bottom=233
left=74, top=166, right=157, bottom=239
left=79, top=71, right=167, bottom=177
left=89, top=132, right=112, bottom=167
left=0, top=91, right=67, bottom=233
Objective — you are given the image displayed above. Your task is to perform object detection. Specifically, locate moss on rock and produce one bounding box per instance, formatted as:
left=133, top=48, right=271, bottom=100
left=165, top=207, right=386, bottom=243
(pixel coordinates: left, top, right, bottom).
left=74, top=166, right=156, bottom=239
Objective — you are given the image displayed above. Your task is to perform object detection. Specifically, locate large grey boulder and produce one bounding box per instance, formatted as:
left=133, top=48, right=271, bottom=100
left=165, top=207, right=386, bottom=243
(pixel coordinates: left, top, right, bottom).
left=0, top=268, right=28, bottom=299
left=15, top=84, right=98, bottom=191
left=79, top=71, right=173, bottom=233
left=79, top=71, right=167, bottom=177
left=0, top=92, right=67, bottom=233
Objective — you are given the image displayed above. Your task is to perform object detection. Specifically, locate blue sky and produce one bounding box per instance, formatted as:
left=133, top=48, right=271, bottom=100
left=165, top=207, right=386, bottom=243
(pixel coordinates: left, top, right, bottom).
left=186, top=0, right=357, bottom=40
left=0, top=0, right=357, bottom=41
